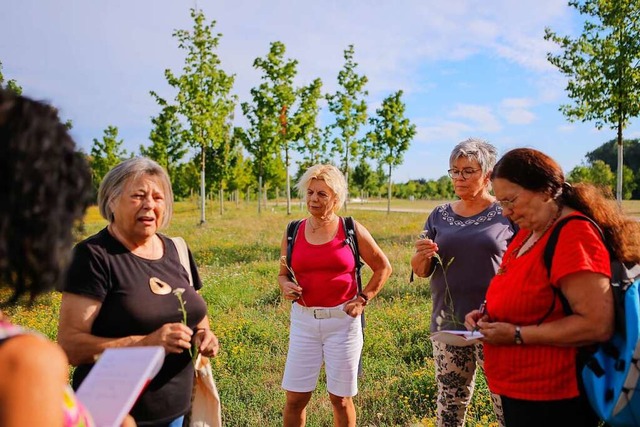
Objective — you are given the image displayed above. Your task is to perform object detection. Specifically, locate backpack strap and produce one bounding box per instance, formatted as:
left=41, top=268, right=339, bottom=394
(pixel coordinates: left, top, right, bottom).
left=539, top=215, right=605, bottom=324
left=285, top=220, right=302, bottom=272
left=341, top=216, right=364, bottom=293
left=171, top=236, right=194, bottom=288
left=341, top=216, right=367, bottom=377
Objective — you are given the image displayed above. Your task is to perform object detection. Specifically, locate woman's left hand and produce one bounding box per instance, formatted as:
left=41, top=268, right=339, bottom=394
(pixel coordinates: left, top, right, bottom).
left=475, top=320, right=518, bottom=345
left=194, top=328, right=220, bottom=357
left=343, top=300, right=366, bottom=318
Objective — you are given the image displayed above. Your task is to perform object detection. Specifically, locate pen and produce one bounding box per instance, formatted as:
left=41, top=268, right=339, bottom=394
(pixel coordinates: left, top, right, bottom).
left=472, top=299, right=486, bottom=333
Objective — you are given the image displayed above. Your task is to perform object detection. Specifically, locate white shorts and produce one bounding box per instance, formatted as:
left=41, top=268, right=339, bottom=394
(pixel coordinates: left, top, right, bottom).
left=281, top=301, right=364, bottom=397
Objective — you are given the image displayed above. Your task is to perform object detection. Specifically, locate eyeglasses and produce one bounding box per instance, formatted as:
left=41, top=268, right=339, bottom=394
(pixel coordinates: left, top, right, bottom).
left=447, top=168, right=481, bottom=180
left=497, top=194, right=520, bottom=210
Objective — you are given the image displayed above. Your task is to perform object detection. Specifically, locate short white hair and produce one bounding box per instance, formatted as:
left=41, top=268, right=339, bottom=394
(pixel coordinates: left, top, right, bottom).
left=98, top=157, right=173, bottom=229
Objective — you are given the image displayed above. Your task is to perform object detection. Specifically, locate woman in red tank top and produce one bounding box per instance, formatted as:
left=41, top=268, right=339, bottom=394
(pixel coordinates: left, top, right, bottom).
left=277, top=164, right=392, bottom=427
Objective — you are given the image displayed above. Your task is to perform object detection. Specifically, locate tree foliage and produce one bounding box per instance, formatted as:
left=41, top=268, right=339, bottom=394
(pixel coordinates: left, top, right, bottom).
left=545, top=0, right=640, bottom=201
left=162, top=8, right=236, bottom=222
left=368, top=90, right=416, bottom=213
left=0, top=60, right=22, bottom=95
left=90, top=126, right=128, bottom=193
left=585, top=138, right=640, bottom=198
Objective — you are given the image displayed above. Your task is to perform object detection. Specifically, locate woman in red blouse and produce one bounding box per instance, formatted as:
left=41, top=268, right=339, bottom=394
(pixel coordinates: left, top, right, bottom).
left=277, top=164, right=392, bottom=427
left=465, top=148, right=640, bottom=427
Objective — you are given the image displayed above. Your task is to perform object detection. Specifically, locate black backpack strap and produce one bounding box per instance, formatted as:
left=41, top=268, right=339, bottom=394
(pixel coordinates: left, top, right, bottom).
left=341, top=216, right=367, bottom=376
left=539, top=215, right=606, bottom=324
left=342, top=216, right=364, bottom=293
left=286, top=220, right=302, bottom=271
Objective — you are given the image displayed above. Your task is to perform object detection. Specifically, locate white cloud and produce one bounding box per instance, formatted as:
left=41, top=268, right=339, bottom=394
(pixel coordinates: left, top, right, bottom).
left=415, top=121, right=473, bottom=144
left=450, top=104, right=502, bottom=133
left=500, top=98, right=536, bottom=125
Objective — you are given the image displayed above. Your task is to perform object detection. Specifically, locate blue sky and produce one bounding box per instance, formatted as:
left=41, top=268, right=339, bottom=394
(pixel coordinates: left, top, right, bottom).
left=2, top=0, right=639, bottom=182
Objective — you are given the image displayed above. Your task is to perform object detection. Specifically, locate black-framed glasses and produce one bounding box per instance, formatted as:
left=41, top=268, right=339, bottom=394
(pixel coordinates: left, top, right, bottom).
left=497, top=194, right=520, bottom=210
left=447, top=168, right=481, bottom=180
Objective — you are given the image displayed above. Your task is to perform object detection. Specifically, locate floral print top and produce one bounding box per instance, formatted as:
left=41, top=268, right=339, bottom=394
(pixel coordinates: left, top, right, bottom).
left=0, top=319, right=95, bottom=427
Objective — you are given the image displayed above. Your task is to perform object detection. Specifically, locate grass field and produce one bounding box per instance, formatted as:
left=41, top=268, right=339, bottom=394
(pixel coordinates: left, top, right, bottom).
left=3, top=197, right=639, bottom=426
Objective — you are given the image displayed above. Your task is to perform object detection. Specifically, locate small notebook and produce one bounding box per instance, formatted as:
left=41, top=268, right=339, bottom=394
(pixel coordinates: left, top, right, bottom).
left=431, top=330, right=484, bottom=347
left=76, top=346, right=165, bottom=427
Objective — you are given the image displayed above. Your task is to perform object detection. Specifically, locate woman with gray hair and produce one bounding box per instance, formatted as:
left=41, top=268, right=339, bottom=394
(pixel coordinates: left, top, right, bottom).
left=278, top=164, right=392, bottom=427
left=58, top=157, right=220, bottom=427
left=411, top=138, right=516, bottom=426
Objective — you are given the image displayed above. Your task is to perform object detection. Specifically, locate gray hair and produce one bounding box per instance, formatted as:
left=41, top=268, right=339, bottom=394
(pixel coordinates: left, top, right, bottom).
left=449, top=137, right=498, bottom=174
left=98, top=157, right=173, bottom=229
left=296, top=164, right=347, bottom=213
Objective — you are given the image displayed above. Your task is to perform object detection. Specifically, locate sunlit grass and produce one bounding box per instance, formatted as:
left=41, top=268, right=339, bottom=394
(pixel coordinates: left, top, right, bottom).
left=15, top=196, right=640, bottom=426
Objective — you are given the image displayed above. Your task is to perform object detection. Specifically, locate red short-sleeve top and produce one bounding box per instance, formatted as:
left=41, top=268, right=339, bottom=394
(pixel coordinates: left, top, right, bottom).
left=483, top=213, right=611, bottom=400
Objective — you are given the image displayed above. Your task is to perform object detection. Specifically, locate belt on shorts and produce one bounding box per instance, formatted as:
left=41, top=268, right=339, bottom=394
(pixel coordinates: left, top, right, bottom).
left=296, top=304, right=348, bottom=319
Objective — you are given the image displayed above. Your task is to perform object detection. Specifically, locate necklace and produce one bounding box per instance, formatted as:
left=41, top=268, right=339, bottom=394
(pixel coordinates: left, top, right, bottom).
left=497, top=205, right=563, bottom=275
left=308, top=216, right=336, bottom=233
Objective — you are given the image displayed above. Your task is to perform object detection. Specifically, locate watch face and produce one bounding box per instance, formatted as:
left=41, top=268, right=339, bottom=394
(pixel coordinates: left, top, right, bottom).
left=515, top=327, right=523, bottom=344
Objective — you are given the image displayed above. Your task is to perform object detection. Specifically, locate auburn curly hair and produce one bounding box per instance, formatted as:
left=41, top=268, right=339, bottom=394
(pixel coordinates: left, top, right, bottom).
left=0, top=89, right=92, bottom=304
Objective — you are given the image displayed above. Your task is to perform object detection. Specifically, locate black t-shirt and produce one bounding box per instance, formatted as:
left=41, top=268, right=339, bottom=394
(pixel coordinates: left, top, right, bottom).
left=63, top=228, right=207, bottom=425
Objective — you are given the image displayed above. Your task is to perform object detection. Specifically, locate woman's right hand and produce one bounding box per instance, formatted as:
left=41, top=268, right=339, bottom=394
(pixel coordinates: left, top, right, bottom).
left=279, top=279, right=303, bottom=301
left=464, top=310, right=487, bottom=332
left=143, top=323, right=193, bottom=354
left=414, top=237, right=438, bottom=259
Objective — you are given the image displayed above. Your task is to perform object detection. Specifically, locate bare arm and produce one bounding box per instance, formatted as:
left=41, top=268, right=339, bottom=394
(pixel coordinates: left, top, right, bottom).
left=0, top=335, right=68, bottom=427
left=476, top=271, right=614, bottom=346
left=277, top=231, right=303, bottom=301
left=58, top=292, right=194, bottom=366
left=344, top=220, right=392, bottom=317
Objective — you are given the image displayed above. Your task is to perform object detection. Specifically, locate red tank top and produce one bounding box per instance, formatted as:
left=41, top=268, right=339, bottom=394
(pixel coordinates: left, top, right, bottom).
left=290, top=219, right=357, bottom=307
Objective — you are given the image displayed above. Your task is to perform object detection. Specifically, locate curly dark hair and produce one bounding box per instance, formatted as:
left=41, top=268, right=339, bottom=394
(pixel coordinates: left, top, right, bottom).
left=492, top=148, right=640, bottom=263
left=0, top=89, right=92, bottom=304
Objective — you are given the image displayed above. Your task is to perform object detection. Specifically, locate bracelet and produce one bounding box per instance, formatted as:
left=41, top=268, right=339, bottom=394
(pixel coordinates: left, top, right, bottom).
left=358, top=292, right=369, bottom=306
left=514, top=326, right=524, bottom=345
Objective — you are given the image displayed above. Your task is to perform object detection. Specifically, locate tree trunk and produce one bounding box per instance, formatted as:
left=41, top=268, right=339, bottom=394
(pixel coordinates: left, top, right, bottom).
left=258, top=176, right=262, bottom=214
left=200, top=147, right=206, bottom=224
left=387, top=163, right=392, bottom=214
left=219, top=186, right=224, bottom=216
left=286, top=147, right=291, bottom=215
left=616, top=120, right=623, bottom=204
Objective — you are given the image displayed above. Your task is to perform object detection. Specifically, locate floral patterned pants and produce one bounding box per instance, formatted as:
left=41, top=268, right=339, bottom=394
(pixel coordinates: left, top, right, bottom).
left=431, top=339, right=505, bottom=427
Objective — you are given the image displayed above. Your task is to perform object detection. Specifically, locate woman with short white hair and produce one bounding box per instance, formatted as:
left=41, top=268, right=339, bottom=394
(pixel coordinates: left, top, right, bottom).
left=58, top=157, right=220, bottom=427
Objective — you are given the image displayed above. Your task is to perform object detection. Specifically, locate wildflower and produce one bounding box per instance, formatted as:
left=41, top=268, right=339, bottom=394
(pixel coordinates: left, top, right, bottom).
left=432, top=253, right=460, bottom=330
left=173, top=287, right=196, bottom=363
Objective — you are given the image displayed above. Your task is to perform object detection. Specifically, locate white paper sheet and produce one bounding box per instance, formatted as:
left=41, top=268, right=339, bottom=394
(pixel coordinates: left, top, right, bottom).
left=76, top=346, right=165, bottom=427
left=431, top=330, right=484, bottom=347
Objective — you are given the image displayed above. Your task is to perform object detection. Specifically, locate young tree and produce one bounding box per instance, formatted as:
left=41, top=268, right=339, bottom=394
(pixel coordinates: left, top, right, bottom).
left=247, top=42, right=298, bottom=214
left=205, top=119, right=241, bottom=215
left=90, top=126, right=129, bottom=192
left=368, top=90, right=416, bottom=213
left=568, top=159, right=616, bottom=188
left=162, top=8, right=236, bottom=223
left=141, top=98, right=189, bottom=196
left=326, top=45, right=369, bottom=210
left=545, top=0, right=640, bottom=202
left=238, top=112, right=280, bottom=213
left=351, top=159, right=378, bottom=200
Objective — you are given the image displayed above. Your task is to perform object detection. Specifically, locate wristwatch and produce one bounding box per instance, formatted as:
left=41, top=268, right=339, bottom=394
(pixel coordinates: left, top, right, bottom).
left=514, top=326, right=524, bottom=345
left=358, top=292, right=369, bottom=306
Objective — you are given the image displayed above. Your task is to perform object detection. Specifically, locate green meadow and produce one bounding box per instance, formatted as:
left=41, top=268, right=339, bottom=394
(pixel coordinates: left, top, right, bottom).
left=4, top=199, right=639, bottom=426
